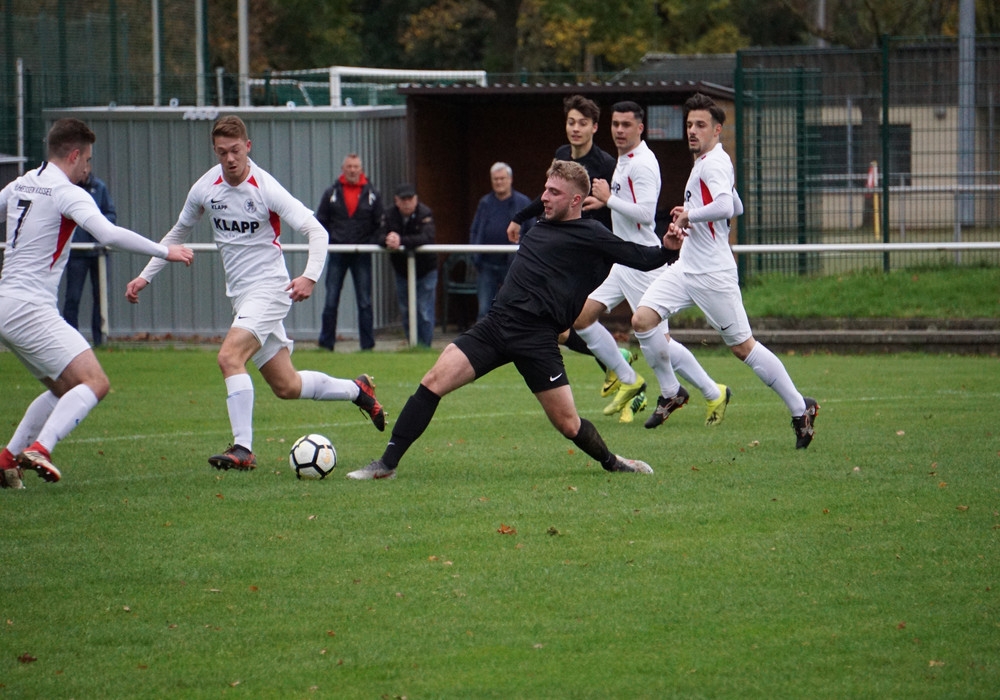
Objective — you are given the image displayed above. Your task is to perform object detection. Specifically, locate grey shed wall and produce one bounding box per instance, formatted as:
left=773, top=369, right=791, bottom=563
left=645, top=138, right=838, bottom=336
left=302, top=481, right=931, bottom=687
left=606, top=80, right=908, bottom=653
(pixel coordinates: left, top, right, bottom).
left=44, top=106, right=408, bottom=342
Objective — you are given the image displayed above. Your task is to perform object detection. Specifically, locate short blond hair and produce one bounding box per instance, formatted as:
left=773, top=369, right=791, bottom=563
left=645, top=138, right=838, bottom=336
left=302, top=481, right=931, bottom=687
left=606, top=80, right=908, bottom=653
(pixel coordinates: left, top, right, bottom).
left=546, top=159, right=590, bottom=197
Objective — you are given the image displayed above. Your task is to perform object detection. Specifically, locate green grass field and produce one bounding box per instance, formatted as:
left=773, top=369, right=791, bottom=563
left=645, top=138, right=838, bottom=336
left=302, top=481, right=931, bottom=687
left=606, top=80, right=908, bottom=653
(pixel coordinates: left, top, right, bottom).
left=2, top=347, right=999, bottom=698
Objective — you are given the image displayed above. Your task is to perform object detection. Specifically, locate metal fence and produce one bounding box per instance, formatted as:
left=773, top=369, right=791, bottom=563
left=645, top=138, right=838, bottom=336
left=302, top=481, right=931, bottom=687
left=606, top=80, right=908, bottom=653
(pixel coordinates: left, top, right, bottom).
left=735, top=36, right=1000, bottom=278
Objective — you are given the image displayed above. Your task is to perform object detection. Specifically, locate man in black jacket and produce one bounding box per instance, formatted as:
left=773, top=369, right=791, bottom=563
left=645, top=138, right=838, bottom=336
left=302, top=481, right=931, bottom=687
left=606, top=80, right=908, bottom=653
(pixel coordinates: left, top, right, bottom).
left=378, top=183, right=437, bottom=347
left=347, top=160, right=678, bottom=481
left=316, top=153, right=383, bottom=351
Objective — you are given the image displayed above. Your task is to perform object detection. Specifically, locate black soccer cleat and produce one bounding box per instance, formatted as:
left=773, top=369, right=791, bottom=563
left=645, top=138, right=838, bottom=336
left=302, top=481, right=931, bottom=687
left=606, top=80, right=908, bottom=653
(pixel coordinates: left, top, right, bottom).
left=208, top=444, right=257, bottom=471
left=792, top=397, right=820, bottom=449
left=643, top=386, right=690, bottom=429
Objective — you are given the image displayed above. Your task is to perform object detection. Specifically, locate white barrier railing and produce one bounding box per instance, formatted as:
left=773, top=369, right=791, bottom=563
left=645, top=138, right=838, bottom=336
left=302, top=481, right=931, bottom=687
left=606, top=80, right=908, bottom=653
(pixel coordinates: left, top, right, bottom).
left=2, top=241, right=999, bottom=345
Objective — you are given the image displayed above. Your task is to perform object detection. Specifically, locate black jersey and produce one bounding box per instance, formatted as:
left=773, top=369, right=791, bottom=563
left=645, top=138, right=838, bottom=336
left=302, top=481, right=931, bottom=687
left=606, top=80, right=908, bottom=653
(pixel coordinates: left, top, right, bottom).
left=492, top=216, right=676, bottom=331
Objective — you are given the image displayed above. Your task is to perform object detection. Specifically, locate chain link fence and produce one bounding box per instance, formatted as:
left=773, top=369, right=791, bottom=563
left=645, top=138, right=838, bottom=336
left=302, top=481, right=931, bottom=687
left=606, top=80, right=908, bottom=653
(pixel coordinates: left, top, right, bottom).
left=1, top=0, right=200, bottom=167
left=735, top=36, right=1000, bottom=278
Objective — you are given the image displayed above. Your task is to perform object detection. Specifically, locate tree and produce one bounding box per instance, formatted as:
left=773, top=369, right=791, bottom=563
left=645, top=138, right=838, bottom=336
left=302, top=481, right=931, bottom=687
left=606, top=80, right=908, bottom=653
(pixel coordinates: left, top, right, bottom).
left=399, top=0, right=496, bottom=69
left=207, top=0, right=362, bottom=73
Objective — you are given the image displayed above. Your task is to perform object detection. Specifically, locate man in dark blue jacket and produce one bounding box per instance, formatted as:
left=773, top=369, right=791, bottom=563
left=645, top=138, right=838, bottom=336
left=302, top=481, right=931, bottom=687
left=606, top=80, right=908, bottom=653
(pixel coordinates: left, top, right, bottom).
left=63, top=172, right=116, bottom=346
left=316, top=153, right=383, bottom=351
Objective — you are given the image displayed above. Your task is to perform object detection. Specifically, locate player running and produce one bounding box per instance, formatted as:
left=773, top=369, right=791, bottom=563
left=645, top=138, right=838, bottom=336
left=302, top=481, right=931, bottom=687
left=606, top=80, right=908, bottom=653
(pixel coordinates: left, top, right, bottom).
left=632, top=93, right=818, bottom=447
left=126, top=115, right=385, bottom=471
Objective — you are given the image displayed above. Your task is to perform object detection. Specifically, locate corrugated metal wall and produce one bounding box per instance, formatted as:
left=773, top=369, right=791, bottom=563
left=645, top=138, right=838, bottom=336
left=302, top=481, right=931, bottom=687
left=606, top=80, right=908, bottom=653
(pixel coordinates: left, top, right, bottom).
left=46, top=106, right=408, bottom=343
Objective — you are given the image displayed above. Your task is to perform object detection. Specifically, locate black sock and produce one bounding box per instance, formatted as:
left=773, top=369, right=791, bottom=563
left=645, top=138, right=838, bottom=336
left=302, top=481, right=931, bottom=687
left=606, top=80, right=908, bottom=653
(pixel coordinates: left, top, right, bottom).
left=381, top=383, right=441, bottom=469
left=571, top=418, right=617, bottom=470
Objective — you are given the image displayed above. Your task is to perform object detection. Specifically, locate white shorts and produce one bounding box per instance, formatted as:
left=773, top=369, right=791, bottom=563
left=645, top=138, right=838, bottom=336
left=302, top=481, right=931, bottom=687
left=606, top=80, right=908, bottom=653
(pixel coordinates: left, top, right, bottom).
left=638, top=266, right=753, bottom=347
left=231, top=287, right=294, bottom=369
left=0, top=297, right=91, bottom=380
left=588, top=262, right=671, bottom=333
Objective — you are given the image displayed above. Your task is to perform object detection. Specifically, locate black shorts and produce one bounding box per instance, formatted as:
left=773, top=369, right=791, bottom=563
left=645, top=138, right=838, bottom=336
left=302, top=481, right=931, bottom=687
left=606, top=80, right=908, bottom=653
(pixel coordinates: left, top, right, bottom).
left=453, top=310, right=570, bottom=394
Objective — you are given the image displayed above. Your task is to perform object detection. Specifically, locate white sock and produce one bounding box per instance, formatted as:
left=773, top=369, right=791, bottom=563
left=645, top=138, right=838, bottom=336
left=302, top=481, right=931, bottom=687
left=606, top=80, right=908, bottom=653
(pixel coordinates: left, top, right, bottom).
left=35, top=385, right=99, bottom=452
left=636, top=327, right=680, bottom=398
left=576, top=323, right=636, bottom=385
left=298, top=371, right=356, bottom=401
left=668, top=339, right=720, bottom=401
left=6, top=391, right=59, bottom=455
left=225, top=374, right=255, bottom=450
left=744, top=342, right=806, bottom=415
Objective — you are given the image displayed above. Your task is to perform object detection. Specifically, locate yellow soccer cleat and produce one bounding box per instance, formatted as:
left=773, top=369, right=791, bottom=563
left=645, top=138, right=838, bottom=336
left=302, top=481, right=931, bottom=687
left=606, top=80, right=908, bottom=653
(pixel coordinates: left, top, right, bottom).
left=603, top=374, right=646, bottom=416
left=705, top=384, right=732, bottom=426
left=619, top=391, right=648, bottom=424
left=600, top=347, right=638, bottom=397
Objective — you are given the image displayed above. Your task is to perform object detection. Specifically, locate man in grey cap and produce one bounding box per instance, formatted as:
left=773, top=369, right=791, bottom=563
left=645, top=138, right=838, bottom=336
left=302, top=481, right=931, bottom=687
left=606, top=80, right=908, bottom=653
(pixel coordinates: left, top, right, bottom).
left=377, top=183, right=437, bottom=347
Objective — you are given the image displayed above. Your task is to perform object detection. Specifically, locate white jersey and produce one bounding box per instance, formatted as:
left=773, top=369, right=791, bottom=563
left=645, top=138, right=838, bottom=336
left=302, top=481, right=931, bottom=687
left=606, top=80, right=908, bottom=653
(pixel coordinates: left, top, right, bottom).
left=677, top=143, right=738, bottom=275
left=140, top=159, right=319, bottom=298
left=607, top=140, right=661, bottom=246
left=1, top=162, right=167, bottom=306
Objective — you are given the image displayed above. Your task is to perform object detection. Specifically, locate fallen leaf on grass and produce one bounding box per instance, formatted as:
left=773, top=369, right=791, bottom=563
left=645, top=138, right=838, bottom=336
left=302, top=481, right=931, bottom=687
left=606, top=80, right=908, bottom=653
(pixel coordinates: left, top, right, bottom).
left=929, top=659, right=945, bottom=667
left=896, top=430, right=905, bottom=436
left=18, top=653, right=37, bottom=664
left=897, top=621, right=906, bottom=629
left=547, top=527, right=560, bottom=536
left=497, top=523, right=516, bottom=535
left=956, top=505, right=969, bottom=512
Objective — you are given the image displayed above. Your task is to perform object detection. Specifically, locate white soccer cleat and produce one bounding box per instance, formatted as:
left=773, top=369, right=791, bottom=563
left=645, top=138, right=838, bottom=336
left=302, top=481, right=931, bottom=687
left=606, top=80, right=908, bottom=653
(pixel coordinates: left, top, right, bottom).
left=606, top=455, right=654, bottom=474
left=346, top=459, right=397, bottom=480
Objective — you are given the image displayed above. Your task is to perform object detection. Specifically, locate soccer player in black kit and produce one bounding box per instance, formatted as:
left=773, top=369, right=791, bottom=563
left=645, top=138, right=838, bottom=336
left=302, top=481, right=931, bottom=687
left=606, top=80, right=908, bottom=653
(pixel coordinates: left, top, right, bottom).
left=347, top=160, right=679, bottom=481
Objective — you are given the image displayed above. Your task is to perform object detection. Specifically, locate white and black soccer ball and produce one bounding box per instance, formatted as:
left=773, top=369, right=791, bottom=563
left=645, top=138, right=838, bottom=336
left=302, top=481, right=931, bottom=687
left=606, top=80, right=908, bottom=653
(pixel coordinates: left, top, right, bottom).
left=289, top=434, right=337, bottom=480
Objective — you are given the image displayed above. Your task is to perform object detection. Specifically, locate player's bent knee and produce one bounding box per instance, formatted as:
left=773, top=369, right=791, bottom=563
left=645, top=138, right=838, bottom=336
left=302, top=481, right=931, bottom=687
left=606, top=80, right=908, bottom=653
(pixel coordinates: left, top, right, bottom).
left=631, top=306, right=660, bottom=334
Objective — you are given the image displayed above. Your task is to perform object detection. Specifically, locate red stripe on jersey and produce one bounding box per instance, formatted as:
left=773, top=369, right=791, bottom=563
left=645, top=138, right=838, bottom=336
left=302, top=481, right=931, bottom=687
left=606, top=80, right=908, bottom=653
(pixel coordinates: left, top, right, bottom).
left=627, top=176, right=641, bottom=230
left=213, top=175, right=223, bottom=185
left=52, top=216, right=77, bottom=269
left=248, top=175, right=259, bottom=188
left=700, top=179, right=716, bottom=239
left=269, top=210, right=281, bottom=247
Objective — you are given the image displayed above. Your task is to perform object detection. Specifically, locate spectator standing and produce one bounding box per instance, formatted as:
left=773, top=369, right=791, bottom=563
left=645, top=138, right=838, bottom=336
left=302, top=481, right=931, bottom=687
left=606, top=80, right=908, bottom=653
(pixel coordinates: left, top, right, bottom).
left=62, top=171, right=116, bottom=346
left=316, top=153, right=383, bottom=351
left=378, top=183, right=437, bottom=347
left=469, top=162, right=530, bottom=321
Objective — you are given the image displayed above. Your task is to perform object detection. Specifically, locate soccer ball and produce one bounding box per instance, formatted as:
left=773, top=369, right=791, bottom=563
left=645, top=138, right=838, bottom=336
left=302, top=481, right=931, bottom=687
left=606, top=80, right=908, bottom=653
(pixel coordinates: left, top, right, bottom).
left=289, top=434, right=337, bottom=480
